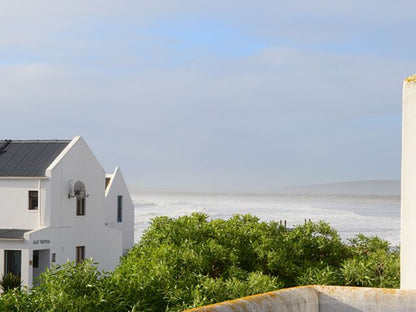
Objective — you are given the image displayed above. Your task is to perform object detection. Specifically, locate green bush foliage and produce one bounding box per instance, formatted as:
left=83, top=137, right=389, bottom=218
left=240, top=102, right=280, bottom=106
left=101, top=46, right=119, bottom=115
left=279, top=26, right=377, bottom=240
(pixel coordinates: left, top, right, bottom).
left=0, top=273, right=21, bottom=293
left=341, top=234, right=400, bottom=288
left=0, top=214, right=400, bottom=311
left=0, top=260, right=121, bottom=312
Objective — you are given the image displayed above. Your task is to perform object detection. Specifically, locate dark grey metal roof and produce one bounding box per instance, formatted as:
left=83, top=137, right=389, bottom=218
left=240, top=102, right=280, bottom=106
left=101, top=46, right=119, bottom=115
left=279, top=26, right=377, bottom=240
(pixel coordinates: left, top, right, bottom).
left=0, top=229, right=31, bottom=240
left=0, top=140, right=70, bottom=177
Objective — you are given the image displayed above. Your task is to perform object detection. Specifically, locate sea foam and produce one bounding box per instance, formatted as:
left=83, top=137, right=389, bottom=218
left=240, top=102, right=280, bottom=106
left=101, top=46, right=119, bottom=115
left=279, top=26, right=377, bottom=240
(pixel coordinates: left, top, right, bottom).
left=132, top=192, right=400, bottom=246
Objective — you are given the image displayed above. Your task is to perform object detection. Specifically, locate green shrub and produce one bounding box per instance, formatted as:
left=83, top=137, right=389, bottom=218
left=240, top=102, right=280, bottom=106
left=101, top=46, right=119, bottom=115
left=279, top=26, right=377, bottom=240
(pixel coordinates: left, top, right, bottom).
left=112, top=214, right=398, bottom=311
left=0, top=260, right=121, bottom=312
left=0, top=273, right=21, bottom=293
left=296, top=266, right=343, bottom=286
left=342, top=249, right=400, bottom=288
left=340, top=234, right=400, bottom=288
left=0, top=214, right=401, bottom=312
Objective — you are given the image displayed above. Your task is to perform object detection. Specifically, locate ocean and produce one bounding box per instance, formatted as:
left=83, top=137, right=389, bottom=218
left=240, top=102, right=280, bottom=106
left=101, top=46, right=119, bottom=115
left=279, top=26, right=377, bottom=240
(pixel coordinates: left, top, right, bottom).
left=132, top=190, right=400, bottom=246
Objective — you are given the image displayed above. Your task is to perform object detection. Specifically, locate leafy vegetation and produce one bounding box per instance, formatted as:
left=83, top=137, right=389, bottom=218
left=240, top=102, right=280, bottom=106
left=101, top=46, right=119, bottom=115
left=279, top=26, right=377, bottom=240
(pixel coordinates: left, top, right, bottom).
left=0, top=213, right=400, bottom=311
left=0, top=273, right=21, bottom=293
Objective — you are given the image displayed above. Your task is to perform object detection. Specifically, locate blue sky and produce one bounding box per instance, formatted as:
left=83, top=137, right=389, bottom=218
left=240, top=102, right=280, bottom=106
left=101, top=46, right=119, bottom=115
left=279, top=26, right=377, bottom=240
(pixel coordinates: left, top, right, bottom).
left=0, top=1, right=413, bottom=192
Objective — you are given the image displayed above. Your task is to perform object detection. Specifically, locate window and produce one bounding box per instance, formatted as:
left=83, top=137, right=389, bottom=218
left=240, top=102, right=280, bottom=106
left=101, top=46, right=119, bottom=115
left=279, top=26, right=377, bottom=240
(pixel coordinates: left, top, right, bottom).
left=117, top=195, right=123, bottom=222
left=29, top=191, right=38, bottom=210
left=33, top=250, right=39, bottom=268
left=76, top=198, right=86, bottom=216
left=76, top=246, right=85, bottom=264
left=73, top=180, right=87, bottom=216
left=5, top=250, right=21, bottom=276
left=51, top=253, right=56, bottom=263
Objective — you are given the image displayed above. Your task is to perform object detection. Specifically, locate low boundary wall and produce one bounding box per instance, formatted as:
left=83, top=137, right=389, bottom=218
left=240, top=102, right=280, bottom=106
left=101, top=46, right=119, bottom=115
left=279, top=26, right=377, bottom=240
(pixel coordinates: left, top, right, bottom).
left=185, top=286, right=416, bottom=312
left=317, top=286, right=416, bottom=312
left=185, top=286, right=318, bottom=312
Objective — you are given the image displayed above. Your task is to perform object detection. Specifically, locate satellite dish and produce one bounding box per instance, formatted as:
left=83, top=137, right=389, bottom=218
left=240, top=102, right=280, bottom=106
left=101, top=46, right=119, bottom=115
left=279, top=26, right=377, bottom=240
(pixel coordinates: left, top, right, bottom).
left=68, top=180, right=89, bottom=199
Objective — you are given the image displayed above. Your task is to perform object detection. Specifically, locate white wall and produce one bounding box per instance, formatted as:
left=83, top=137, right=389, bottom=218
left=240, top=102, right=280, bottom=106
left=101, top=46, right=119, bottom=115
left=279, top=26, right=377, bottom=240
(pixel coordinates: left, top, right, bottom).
left=44, top=136, right=123, bottom=271
left=401, top=76, right=416, bottom=289
left=46, top=136, right=106, bottom=228
left=104, top=167, right=135, bottom=254
left=0, top=179, right=44, bottom=229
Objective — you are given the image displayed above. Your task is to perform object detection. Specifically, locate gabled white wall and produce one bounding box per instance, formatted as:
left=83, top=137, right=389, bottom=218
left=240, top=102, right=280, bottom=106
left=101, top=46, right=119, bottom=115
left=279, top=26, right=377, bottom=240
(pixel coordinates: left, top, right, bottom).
left=44, top=136, right=122, bottom=271
left=104, top=167, right=134, bottom=254
left=46, top=136, right=106, bottom=228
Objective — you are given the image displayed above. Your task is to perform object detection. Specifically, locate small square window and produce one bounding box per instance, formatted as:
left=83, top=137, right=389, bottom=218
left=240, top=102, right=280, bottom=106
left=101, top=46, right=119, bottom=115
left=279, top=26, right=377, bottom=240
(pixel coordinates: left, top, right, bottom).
left=29, top=191, right=38, bottom=210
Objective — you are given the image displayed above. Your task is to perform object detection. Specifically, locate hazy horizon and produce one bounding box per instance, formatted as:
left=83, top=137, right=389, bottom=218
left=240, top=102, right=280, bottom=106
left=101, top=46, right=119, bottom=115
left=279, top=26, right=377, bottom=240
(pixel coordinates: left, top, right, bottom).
left=129, top=179, right=401, bottom=196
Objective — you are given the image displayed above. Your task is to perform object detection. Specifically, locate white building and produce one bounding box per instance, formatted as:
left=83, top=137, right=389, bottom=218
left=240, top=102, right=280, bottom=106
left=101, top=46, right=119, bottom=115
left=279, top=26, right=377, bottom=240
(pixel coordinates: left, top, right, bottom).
left=0, top=136, right=134, bottom=287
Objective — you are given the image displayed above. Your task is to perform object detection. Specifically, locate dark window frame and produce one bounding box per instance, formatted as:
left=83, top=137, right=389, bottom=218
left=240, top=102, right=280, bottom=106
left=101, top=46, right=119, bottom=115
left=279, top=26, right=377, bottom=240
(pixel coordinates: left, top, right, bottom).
left=5, top=250, right=22, bottom=276
left=28, top=191, right=38, bottom=210
left=76, top=198, right=86, bottom=216
left=117, top=195, right=123, bottom=222
left=76, top=246, right=85, bottom=264
left=33, top=250, right=39, bottom=268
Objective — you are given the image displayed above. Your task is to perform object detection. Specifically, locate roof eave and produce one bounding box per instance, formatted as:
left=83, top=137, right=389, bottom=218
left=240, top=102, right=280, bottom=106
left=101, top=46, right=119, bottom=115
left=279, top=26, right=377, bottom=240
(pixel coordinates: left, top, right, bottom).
left=0, top=176, right=48, bottom=180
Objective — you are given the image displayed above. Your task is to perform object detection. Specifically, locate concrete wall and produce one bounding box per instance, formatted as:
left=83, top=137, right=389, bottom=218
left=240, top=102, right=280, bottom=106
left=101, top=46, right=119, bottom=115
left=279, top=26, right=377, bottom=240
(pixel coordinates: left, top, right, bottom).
left=317, top=286, right=416, bottom=312
left=185, top=286, right=416, bottom=312
left=186, top=287, right=318, bottom=312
